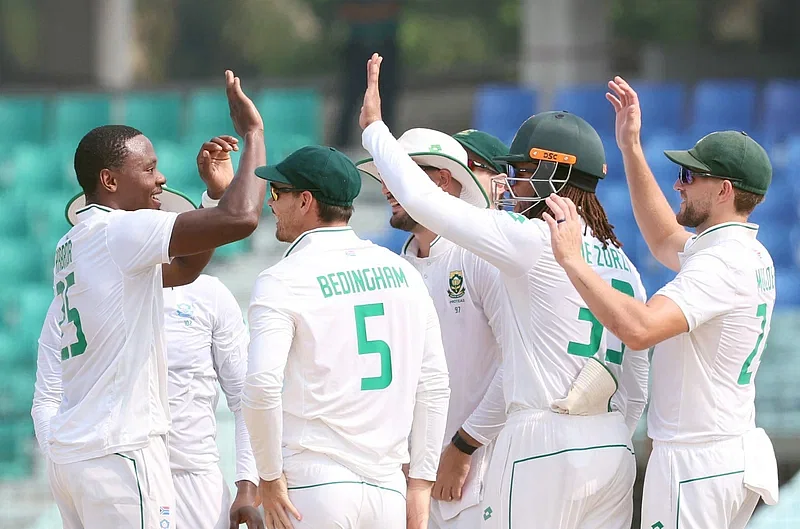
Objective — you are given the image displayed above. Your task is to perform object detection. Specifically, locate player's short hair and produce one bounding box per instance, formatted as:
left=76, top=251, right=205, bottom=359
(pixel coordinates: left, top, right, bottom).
left=733, top=187, right=764, bottom=215
left=317, top=201, right=354, bottom=224
left=74, top=125, right=144, bottom=196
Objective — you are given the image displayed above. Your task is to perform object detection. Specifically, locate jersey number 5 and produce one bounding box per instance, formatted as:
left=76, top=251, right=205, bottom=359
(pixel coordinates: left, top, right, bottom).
left=567, top=279, right=634, bottom=364
left=355, top=303, right=392, bottom=390
left=57, top=272, right=87, bottom=361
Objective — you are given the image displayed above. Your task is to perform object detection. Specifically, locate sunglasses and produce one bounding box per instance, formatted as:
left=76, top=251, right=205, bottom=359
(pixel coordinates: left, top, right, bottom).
left=677, top=166, right=739, bottom=186
left=467, top=159, right=501, bottom=175
left=269, top=183, right=318, bottom=202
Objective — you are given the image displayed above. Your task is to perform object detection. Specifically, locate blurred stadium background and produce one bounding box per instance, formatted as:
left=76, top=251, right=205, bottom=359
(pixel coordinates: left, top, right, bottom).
left=1, top=0, right=799, bottom=527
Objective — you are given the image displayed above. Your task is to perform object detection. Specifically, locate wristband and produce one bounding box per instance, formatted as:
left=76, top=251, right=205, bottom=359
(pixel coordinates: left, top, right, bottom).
left=201, top=191, right=220, bottom=209
left=451, top=431, right=478, bottom=455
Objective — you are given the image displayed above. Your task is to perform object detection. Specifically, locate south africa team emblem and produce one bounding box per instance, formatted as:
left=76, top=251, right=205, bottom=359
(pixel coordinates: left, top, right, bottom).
left=447, top=270, right=465, bottom=299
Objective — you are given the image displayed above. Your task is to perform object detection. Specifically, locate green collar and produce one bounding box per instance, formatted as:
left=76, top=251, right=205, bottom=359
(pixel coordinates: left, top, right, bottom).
left=401, top=234, right=451, bottom=259
left=75, top=204, right=113, bottom=216
left=283, top=226, right=355, bottom=258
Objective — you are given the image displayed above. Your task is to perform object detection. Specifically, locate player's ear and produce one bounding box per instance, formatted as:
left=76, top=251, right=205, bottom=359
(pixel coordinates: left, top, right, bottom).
left=300, top=190, right=315, bottom=214
left=98, top=168, right=117, bottom=193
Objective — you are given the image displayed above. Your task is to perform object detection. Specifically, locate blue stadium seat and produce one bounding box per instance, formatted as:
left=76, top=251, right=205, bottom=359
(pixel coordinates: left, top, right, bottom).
left=9, top=145, right=73, bottom=195
left=155, top=142, right=201, bottom=193
left=775, top=268, right=800, bottom=308
left=552, top=84, right=615, bottom=139
left=634, top=82, right=687, bottom=139
left=690, top=80, right=758, bottom=139
left=122, top=92, right=183, bottom=143
left=52, top=94, right=112, bottom=147
left=0, top=96, right=46, bottom=146
left=762, top=80, right=800, bottom=145
left=185, top=90, right=235, bottom=145
left=473, top=85, right=537, bottom=146
left=366, top=227, right=409, bottom=255
left=757, top=222, right=795, bottom=269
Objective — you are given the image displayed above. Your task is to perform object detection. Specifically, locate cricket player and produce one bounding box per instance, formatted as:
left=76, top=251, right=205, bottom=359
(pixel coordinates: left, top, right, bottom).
left=358, top=128, right=508, bottom=529
left=242, top=145, right=451, bottom=529
left=42, top=70, right=268, bottom=529
left=360, top=53, right=649, bottom=529
left=32, top=274, right=263, bottom=529
left=542, top=77, right=779, bottom=529
left=452, top=129, right=511, bottom=208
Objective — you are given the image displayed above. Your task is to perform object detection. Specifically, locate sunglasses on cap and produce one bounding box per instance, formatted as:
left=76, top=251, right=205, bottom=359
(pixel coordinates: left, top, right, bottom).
left=677, top=166, right=739, bottom=186
left=269, top=182, right=318, bottom=202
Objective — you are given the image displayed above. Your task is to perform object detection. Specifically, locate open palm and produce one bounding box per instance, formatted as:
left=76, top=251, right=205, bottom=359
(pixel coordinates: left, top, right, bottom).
left=606, top=76, right=642, bottom=150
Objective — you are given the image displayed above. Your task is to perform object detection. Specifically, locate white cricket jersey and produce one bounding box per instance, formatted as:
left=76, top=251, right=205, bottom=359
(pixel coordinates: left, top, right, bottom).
left=164, top=274, right=258, bottom=484
left=648, top=222, right=775, bottom=443
left=48, top=205, right=177, bottom=464
left=400, top=235, right=503, bottom=445
left=243, top=227, right=450, bottom=484
left=364, top=121, right=649, bottom=419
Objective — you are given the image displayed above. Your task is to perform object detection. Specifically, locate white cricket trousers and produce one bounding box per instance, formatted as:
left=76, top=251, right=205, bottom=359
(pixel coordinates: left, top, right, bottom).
left=429, top=441, right=495, bottom=529
left=283, top=450, right=407, bottom=529
left=640, top=435, right=764, bottom=529
left=173, top=465, right=232, bottom=529
left=48, top=435, right=175, bottom=529
left=479, top=409, right=636, bottom=529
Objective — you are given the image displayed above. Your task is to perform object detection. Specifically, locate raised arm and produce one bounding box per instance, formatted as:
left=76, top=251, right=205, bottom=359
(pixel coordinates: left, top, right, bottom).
left=607, top=77, right=690, bottom=272
left=360, top=54, right=545, bottom=277
left=31, top=297, right=64, bottom=456
left=167, top=71, right=268, bottom=262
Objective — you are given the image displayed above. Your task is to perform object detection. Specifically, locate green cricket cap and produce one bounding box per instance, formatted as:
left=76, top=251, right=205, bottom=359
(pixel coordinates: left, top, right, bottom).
left=494, top=111, right=607, bottom=180
left=255, top=145, right=362, bottom=207
left=452, top=129, right=509, bottom=174
left=663, top=131, right=772, bottom=196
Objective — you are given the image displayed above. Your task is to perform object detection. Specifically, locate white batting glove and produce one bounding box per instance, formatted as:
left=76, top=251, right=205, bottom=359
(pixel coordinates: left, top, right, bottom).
left=551, top=358, right=618, bottom=416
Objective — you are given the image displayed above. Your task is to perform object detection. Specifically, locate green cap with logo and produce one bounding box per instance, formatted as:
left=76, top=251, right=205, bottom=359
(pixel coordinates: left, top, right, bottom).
left=493, top=111, right=607, bottom=180
left=452, top=129, right=509, bottom=174
left=663, top=131, right=772, bottom=196
left=255, top=145, right=362, bottom=207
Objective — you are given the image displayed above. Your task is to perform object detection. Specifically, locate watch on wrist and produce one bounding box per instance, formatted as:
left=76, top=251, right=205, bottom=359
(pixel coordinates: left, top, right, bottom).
left=451, top=431, right=478, bottom=455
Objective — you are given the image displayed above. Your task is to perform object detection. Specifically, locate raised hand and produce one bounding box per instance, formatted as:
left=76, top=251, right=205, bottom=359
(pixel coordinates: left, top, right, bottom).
left=197, top=135, right=238, bottom=199
left=359, top=53, right=384, bottom=130
left=542, top=193, right=585, bottom=269
left=606, top=76, right=642, bottom=151
left=225, top=70, right=264, bottom=137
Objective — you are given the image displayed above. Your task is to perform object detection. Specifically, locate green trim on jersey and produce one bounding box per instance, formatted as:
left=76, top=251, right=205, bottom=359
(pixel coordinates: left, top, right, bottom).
left=508, top=443, right=634, bottom=529
left=675, top=470, right=744, bottom=529
left=401, top=234, right=441, bottom=255
left=693, top=222, right=757, bottom=242
left=115, top=453, right=144, bottom=529
left=287, top=479, right=406, bottom=499
left=284, top=227, right=355, bottom=258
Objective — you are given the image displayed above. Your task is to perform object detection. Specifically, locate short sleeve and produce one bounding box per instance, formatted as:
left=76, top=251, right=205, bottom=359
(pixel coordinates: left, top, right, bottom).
left=106, top=209, right=178, bottom=275
left=655, top=252, right=737, bottom=331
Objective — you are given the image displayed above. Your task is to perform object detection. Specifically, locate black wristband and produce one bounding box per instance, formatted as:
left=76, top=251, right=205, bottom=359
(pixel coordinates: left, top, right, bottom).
left=451, top=431, right=478, bottom=455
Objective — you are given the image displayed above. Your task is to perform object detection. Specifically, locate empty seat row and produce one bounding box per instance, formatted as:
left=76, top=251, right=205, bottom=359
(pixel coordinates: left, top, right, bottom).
left=474, top=79, right=800, bottom=148
left=0, top=88, right=323, bottom=151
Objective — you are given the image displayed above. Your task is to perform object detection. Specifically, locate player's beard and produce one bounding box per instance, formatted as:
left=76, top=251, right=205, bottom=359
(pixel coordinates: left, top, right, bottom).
left=675, top=196, right=711, bottom=228
left=274, top=217, right=296, bottom=243
left=389, top=209, right=419, bottom=232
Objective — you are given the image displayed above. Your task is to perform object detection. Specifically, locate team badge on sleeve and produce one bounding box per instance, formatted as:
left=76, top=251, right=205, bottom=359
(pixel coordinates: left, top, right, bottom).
left=447, top=270, right=465, bottom=299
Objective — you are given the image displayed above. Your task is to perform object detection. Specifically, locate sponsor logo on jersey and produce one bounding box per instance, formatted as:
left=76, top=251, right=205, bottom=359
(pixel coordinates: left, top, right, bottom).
left=447, top=270, right=465, bottom=299
left=159, top=505, right=170, bottom=516
left=176, top=303, right=194, bottom=326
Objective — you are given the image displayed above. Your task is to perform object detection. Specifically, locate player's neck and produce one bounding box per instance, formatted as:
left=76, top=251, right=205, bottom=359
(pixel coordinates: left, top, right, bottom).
left=696, top=211, right=749, bottom=234
left=413, top=228, right=438, bottom=258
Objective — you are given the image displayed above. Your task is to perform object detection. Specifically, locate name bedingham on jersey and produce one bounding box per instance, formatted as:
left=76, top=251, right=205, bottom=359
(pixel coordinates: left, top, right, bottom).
left=649, top=222, right=776, bottom=442
left=48, top=204, right=177, bottom=464
left=245, top=227, right=448, bottom=482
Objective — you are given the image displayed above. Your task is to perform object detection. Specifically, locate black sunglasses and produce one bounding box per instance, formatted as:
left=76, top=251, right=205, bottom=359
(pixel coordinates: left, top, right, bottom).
left=677, top=166, right=739, bottom=186
left=269, top=183, right=318, bottom=201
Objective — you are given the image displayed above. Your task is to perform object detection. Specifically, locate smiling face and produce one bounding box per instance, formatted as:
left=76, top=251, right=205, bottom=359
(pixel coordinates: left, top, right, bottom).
left=381, top=165, right=449, bottom=232
left=673, top=172, right=720, bottom=228
left=101, top=135, right=167, bottom=212
left=267, top=183, right=309, bottom=243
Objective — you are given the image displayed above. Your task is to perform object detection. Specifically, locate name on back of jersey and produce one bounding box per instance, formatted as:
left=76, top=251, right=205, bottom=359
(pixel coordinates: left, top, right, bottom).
left=55, top=239, right=73, bottom=273
left=316, top=266, right=410, bottom=298
left=580, top=241, right=632, bottom=272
